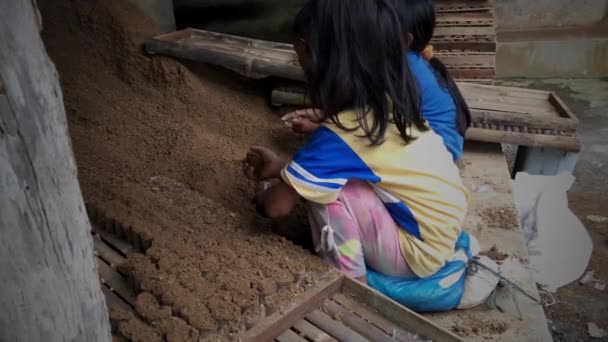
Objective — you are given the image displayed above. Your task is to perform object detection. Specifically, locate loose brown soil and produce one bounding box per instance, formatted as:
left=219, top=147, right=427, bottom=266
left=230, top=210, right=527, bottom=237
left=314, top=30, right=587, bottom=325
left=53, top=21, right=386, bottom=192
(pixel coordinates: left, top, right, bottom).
left=480, top=207, right=519, bottom=231
left=38, top=0, right=329, bottom=340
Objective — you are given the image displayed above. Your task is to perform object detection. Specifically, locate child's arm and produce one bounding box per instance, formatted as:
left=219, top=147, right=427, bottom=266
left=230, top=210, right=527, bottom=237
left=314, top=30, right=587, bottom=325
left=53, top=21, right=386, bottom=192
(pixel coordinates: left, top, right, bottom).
left=282, top=108, right=322, bottom=135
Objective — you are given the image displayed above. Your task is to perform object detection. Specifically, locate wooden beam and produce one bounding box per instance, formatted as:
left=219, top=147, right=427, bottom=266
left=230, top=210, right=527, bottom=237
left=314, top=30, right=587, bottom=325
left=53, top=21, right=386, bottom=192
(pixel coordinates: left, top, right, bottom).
left=341, top=278, right=462, bottom=342
left=97, top=257, right=135, bottom=306
left=466, top=128, right=582, bottom=151
left=322, top=300, right=395, bottom=342
left=306, top=310, right=369, bottom=342
left=0, top=1, right=111, bottom=340
left=292, top=320, right=338, bottom=342
left=239, top=274, right=343, bottom=341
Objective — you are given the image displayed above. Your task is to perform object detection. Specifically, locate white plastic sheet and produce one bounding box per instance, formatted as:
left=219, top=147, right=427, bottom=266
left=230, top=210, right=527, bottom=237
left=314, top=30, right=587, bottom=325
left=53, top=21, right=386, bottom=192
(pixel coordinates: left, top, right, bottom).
left=513, top=172, right=593, bottom=292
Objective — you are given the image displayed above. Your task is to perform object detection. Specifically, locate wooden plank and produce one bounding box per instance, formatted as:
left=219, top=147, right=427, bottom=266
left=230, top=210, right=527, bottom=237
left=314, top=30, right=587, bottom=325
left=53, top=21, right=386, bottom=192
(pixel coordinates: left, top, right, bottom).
left=458, top=82, right=550, bottom=99
left=240, top=274, right=343, bottom=341
left=466, top=127, right=582, bottom=151
left=466, top=99, right=557, bottom=116
left=276, top=329, right=307, bottom=342
left=549, top=92, right=579, bottom=121
left=332, top=293, right=414, bottom=342
left=94, top=227, right=135, bottom=256
left=471, top=110, right=577, bottom=131
left=96, top=257, right=135, bottom=305
left=342, top=277, right=462, bottom=342
left=93, top=235, right=126, bottom=269
left=306, top=310, right=369, bottom=342
left=436, top=12, right=494, bottom=26
left=292, top=320, right=338, bottom=342
left=435, top=52, right=495, bottom=67
left=434, top=26, right=496, bottom=37
left=431, top=41, right=496, bottom=52
left=101, top=285, right=132, bottom=311
left=322, top=300, right=395, bottom=342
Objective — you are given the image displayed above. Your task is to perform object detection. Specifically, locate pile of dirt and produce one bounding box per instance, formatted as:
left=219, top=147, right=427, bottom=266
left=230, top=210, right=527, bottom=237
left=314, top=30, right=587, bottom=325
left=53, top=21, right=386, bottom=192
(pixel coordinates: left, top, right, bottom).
left=480, top=206, right=520, bottom=231
left=38, top=0, right=329, bottom=339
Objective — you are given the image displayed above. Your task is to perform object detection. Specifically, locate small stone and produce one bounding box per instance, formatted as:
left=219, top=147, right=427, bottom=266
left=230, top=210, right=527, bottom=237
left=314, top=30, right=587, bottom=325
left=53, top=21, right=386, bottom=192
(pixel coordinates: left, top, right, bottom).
left=580, top=270, right=596, bottom=285
left=586, top=215, right=608, bottom=223
left=588, top=322, right=607, bottom=338
left=594, top=281, right=606, bottom=291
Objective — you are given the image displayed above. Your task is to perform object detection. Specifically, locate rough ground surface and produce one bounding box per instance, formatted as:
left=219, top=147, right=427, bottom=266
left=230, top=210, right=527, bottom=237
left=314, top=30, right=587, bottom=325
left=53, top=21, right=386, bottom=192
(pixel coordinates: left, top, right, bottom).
left=500, top=79, right=608, bottom=341
left=38, top=0, right=328, bottom=340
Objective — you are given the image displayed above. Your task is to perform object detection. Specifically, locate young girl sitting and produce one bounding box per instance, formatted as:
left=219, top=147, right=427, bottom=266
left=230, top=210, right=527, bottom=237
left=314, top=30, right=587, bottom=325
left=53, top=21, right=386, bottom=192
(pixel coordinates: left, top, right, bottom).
left=284, top=0, right=471, bottom=162
left=243, top=0, right=469, bottom=283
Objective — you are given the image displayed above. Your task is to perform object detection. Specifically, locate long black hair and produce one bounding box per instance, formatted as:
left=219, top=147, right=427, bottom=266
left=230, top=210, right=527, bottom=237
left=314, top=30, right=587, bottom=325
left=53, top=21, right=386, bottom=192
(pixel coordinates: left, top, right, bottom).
left=294, top=0, right=427, bottom=145
left=393, top=0, right=471, bottom=136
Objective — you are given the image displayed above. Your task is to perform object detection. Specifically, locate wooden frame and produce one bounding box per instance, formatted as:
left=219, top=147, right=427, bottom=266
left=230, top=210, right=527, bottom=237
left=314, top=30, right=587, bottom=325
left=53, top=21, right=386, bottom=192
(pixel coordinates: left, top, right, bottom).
left=240, top=274, right=462, bottom=342
left=145, top=28, right=496, bottom=83
left=146, top=28, right=305, bottom=81
left=270, top=83, right=581, bottom=152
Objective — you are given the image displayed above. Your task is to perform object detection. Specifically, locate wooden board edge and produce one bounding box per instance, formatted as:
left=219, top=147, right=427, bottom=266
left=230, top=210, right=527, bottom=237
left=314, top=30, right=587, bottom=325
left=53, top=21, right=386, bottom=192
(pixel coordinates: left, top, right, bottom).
left=341, top=277, right=463, bottom=342
left=239, top=273, right=343, bottom=342
left=466, top=128, right=582, bottom=151
left=549, top=92, right=579, bottom=122
left=150, top=29, right=191, bottom=43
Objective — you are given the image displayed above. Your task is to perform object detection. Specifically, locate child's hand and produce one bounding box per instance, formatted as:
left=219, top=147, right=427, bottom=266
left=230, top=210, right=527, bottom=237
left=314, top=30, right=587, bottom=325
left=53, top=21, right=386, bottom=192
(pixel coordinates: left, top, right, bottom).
left=242, top=146, right=285, bottom=181
left=281, top=108, right=322, bottom=135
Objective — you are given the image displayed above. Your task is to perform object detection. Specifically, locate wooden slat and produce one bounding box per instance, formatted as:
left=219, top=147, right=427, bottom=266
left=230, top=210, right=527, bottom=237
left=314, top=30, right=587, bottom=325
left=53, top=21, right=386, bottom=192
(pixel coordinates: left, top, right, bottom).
left=434, top=26, right=496, bottom=37
left=96, top=257, right=135, bottom=305
left=435, top=52, right=495, bottom=67
left=332, top=293, right=414, bottom=342
left=436, top=12, right=494, bottom=26
left=306, top=310, right=369, bottom=342
left=93, top=235, right=126, bottom=269
left=292, top=320, right=338, bottom=342
left=322, top=300, right=395, bottom=342
left=240, top=274, right=343, bottom=341
left=470, top=110, right=577, bottom=131
left=549, top=92, right=579, bottom=121
left=466, top=99, right=556, bottom=116
left=434, top=0, right=492, bottom=12
left=101, top=284, right=132, bottom=311
left=276, top=329, right=307, bottom=342
left=458, top=82, right=550, bottom=100
left=342, top=278, right=462, bottom=342
left=466, top=127, right=582, bottom=151
left=94, top=228, right=135, bottom=256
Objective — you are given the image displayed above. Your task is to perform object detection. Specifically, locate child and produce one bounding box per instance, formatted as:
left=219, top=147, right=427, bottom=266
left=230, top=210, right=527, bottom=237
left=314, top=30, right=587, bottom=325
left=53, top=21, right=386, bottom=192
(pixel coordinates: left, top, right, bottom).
left=283, top=0, right=471, bottom=162
left=244, top=0, right=469, bottom=283
left=393, top=0, right=471, bottom=161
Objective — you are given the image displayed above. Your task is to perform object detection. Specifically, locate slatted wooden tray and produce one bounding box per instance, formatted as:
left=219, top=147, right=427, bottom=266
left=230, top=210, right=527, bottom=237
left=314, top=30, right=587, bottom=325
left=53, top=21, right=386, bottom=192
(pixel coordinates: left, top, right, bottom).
left=432, top=0, right=496, bottom=52
left=241, top=274, right=461, bottom=342
left=458, top=82, right=581, bottom=151
left=146, top=28, right=493, bottom=84
left=269, top=83, right=581, bottom=151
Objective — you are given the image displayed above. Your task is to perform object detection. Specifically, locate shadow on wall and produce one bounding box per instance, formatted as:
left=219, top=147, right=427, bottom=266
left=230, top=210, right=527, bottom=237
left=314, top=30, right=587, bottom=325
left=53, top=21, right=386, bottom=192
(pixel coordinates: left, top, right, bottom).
left=174, top=0, right=308, bottom=42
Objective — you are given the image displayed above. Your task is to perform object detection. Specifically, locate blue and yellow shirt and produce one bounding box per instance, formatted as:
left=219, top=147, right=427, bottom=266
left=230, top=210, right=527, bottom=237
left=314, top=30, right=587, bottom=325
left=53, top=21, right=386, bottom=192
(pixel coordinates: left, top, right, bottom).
left=408, top=52, right=463, bottom=161
left=281, top=111, right=469, bottom=278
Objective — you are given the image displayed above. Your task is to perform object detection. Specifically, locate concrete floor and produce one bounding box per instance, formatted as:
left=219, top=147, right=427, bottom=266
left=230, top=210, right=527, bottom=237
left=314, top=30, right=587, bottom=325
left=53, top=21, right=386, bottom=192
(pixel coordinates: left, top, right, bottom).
left=497, top=78, right=608, bottom=341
